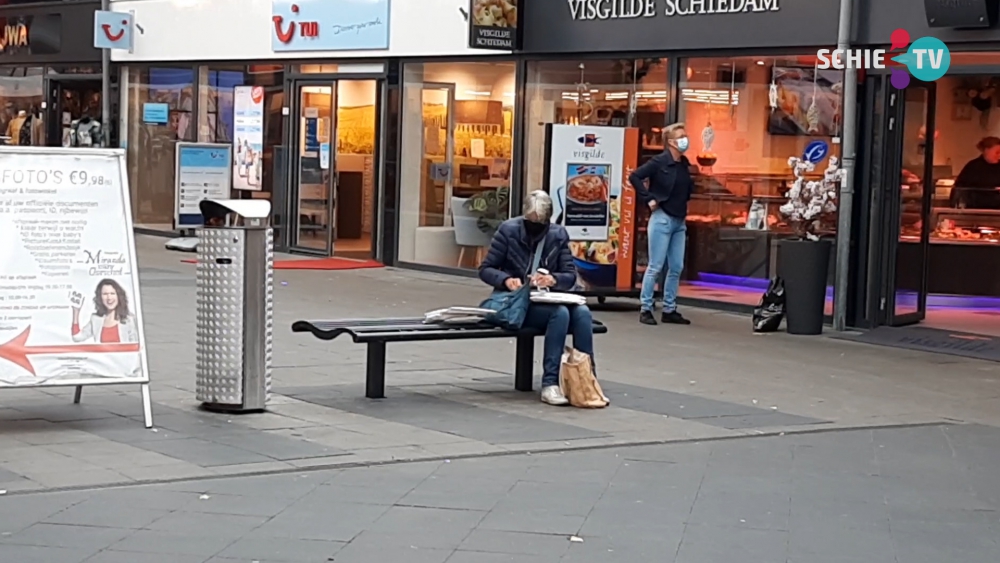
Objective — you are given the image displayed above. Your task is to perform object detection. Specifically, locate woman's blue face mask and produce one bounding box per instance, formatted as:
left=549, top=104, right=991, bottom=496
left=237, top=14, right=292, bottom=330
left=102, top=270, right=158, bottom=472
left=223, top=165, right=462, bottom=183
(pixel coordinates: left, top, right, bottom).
left=674, top=136, right=690, bottom=153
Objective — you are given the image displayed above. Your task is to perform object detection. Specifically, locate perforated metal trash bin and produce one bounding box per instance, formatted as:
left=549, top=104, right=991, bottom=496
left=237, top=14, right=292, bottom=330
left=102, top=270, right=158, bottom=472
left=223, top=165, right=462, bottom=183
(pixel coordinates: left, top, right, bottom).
left=195, top=200, right=273, bottom=413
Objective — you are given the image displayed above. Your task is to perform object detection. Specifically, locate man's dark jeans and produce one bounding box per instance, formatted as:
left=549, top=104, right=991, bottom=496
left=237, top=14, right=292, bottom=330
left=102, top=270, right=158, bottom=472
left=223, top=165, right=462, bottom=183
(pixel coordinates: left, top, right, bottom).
left=522, top=304, right=595, bottom=387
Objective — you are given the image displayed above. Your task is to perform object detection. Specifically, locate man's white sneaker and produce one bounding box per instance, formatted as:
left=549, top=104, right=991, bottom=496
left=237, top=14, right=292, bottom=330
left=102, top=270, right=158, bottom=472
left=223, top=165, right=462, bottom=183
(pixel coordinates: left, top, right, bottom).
left=541, top=385, right=569, bottom=406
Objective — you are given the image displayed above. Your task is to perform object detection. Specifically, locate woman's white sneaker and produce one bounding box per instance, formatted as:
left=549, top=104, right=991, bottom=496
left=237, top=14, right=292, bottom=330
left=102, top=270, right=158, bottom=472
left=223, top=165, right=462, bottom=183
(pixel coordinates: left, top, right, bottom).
left=541, top=385, right=569, bottom=406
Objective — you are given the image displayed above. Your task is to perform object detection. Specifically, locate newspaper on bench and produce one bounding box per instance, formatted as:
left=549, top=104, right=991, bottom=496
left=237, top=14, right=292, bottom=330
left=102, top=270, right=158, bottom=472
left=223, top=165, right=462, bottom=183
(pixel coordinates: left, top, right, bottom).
left=423, top=307, right=495, bottom=325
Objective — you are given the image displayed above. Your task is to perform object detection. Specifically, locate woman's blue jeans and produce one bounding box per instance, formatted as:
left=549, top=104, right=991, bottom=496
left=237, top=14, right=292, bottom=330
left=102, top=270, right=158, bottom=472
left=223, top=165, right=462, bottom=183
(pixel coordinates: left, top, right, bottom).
left=522, top=304, right=595, bottom=387
left=640, top=209, right=687, bottom=313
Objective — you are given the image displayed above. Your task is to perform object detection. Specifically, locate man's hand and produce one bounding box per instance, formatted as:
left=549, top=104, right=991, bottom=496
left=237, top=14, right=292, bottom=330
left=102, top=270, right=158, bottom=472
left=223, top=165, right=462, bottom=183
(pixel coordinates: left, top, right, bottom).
left=531, top=274, right=557, bottom=288
left=648, top=199, right=658, bottom=210
left=504, top=278, right=523, bottom=291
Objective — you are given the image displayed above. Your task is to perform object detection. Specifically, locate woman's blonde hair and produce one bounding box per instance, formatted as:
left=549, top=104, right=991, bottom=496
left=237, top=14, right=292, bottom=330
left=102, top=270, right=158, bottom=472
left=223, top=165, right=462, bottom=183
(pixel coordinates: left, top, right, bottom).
left=523, top=190, right=553, bottom=222
left=661, top=122, right=687, bottom=144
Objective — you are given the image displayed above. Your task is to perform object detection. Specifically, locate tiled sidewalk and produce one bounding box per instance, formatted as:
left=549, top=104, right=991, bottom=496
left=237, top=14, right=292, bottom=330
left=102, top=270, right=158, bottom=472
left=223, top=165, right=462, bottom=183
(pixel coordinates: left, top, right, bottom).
left=0, top=235, right=998, bottom=493
left=2, top=424, right=998, bottom=563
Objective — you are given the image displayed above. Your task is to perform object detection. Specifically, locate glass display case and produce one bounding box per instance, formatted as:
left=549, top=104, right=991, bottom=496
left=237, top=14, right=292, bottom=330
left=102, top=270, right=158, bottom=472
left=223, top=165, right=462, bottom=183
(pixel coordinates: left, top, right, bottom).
left=930, top=208, right=1000, bottom=244
left=686, top=171, right=833, bottom=235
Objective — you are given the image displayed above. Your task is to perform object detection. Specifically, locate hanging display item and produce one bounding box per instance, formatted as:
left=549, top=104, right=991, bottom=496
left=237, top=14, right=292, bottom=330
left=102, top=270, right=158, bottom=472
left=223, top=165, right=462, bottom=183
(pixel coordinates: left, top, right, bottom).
left=806, top=60, right=821, bottom=134
left=574, top=64, right=594, bottom=125
left=543, top=124, right=640, bottom=293
left=698, top=119, right=717, bottom=168
left=769, top=62, right=779, bottom=113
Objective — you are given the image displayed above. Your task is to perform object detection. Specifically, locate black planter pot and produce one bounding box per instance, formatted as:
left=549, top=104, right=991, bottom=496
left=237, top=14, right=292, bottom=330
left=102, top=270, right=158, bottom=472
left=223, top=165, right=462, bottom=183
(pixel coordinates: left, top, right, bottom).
left=777, top=239, right=832, bottom=335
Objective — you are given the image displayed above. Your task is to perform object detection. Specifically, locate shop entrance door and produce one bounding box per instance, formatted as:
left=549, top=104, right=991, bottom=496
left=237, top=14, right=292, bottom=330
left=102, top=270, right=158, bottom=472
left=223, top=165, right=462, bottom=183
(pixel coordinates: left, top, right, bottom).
left=880, top=82, right=937, bottom=326
left=47, top=77, right=103, bottom=146
left=289, top=81, right=337, bottom=254
left=418, top=83, right=456, bottom=228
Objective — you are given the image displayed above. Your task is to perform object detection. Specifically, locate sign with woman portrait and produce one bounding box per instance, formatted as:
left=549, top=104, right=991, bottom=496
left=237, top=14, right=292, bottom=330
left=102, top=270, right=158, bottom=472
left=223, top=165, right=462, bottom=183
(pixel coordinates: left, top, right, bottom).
left=0, top=147, right=150, bottom=395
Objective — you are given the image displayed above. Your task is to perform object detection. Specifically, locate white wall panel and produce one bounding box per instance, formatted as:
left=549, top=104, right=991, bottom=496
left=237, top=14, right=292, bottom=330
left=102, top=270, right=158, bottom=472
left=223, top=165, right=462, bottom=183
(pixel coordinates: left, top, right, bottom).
left=110, top=0, right=509, bottom=62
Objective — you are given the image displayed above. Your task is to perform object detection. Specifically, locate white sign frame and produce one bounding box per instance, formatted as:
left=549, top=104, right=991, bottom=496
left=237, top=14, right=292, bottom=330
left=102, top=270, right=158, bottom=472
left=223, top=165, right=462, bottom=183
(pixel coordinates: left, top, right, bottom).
left=174, top=142, right=233, bottom=229
left=547, top=125, right=626, bottom=241
left=0, top=147, right=153, bottom=428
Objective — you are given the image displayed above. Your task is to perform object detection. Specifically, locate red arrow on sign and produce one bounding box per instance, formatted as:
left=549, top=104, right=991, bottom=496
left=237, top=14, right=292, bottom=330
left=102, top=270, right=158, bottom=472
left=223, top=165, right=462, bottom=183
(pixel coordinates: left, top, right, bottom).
left=0, top=327, right=140, bottom=375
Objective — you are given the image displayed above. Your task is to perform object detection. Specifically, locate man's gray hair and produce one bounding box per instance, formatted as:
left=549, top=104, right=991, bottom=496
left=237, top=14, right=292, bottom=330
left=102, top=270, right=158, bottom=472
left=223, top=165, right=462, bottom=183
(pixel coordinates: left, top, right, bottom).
left=523, top=190, right=553, bottom=222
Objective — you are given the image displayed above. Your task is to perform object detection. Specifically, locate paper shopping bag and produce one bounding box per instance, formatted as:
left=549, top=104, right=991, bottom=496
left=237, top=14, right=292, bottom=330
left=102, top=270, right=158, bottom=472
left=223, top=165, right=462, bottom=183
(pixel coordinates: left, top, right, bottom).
left=558, top=347, right=609, bottom=409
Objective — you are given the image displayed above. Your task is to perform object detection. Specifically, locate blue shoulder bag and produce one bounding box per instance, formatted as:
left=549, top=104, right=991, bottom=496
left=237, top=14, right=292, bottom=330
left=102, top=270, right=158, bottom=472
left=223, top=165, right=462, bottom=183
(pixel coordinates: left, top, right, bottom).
left=479, top=239, right=545, bottom=330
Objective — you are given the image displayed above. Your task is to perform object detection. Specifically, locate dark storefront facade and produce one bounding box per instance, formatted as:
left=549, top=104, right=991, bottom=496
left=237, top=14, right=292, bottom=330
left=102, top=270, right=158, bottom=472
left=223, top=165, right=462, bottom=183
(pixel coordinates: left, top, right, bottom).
left=508, top=0, right=1000, bottom=337
left=0, top=1, right=111, bottom=147
left=512, top=0, right=845, bottom=314
left=850, top=3, right=1000, bottom=336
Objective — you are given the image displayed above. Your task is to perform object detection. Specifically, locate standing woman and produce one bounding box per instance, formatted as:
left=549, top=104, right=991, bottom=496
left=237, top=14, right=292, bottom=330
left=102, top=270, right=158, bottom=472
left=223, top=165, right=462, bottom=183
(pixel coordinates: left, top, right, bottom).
left=952, top=136, right=1000, bottom=209
left=479, top=190, right=597, bottom=406
left=71, top=279, right=139, bottom=343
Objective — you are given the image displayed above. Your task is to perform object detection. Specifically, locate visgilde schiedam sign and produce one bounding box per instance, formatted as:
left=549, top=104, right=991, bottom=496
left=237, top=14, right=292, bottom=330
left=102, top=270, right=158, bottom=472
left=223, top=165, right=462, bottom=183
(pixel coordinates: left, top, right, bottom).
left=566, top=0, right=779, bottom=20
left=469, top=0, right=518, bottom=50
left=0, top=147, right=153, bottom=428
left=525, top=0, right=827, bottom=53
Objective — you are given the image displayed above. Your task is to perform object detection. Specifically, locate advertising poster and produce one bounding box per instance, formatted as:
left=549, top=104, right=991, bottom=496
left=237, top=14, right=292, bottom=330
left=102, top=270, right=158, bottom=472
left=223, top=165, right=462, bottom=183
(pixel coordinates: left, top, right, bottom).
left=562, top=163, right=611, bottom=240
left=0, top=148, right=150, bottom=388
left=175, top=143, right=232, bottom=227
left=468, top=0, right=518, bottom=50
left=545, top=125, right=638, bottom=293
left=233, top=86, right=264, bottom=191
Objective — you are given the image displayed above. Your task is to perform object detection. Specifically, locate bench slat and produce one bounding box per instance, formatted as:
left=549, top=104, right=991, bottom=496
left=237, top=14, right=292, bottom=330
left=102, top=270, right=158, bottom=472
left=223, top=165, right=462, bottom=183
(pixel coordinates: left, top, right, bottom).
left=298, top=317, right=426, bottom=330
left=292, top=318, right=607, bottom=344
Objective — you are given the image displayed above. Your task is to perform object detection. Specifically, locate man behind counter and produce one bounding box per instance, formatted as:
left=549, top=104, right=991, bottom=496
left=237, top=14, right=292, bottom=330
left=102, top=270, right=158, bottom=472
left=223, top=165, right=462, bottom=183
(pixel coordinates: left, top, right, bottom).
left=952, top=136, right=1000, bottom=209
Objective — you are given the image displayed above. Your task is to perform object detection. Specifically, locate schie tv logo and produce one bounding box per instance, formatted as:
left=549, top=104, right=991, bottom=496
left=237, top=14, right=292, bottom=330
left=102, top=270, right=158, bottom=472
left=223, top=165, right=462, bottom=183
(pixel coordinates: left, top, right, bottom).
left=816, top=29, right=951, bottom=89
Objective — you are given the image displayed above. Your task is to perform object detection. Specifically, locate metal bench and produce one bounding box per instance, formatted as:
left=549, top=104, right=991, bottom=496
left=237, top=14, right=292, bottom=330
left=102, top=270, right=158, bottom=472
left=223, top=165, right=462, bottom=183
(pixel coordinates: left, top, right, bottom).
left=291, top=317, right=608, bottom=399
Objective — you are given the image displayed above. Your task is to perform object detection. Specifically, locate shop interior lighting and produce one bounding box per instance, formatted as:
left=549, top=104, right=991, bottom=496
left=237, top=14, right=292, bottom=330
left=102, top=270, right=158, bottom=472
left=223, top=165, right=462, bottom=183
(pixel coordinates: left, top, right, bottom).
left=558, top=89, right=735, bottom=105
left=464, top=90, right=491, bottom=96
left=681, top=88, right=739, bottom=105
left=604, top=90, right=667, bottom=100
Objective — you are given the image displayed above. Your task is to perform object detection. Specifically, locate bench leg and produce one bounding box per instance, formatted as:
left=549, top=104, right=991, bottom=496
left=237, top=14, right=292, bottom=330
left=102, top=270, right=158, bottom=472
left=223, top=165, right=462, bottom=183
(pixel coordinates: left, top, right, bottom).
left=514, top=335, right=534, bottom=392
left=366, top=342, right=387, bottom=399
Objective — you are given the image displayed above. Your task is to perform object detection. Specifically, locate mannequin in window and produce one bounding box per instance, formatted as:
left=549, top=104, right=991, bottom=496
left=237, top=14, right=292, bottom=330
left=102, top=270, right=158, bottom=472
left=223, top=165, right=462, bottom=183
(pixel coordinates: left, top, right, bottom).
left=18, top=106, right=42, bottom=146
left=6, top=110, right=27, bottom=145
left=30, top=106, right=44, bottom=146
left=65, top=115, right=104, bottom=148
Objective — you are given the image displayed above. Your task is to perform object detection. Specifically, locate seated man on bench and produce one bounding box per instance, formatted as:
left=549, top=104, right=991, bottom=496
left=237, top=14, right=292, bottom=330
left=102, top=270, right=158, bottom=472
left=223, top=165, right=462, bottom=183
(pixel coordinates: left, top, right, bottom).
left=478, top=190, right=596, bottom=407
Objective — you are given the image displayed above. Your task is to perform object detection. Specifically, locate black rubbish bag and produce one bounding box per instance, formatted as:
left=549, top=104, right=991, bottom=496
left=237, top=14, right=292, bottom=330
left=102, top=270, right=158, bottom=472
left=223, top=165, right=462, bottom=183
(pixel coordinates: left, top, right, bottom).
left=752, top=277, right=786, bottom=333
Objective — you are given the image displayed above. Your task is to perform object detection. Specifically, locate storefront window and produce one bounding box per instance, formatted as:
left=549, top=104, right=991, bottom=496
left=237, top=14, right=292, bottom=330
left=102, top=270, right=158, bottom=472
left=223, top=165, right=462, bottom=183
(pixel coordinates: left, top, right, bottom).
left=197, top=65, right=285, bottom=232
left=525, top=59, right=668, bottom=191
left=126, top=66, right=195, bottom=229
left=678, top=56, right=842, bottom=311
left=0, top=67, right=43, bottom=146
left=524, top=59, right=668, bottom=294
left=398, top=61, right=516, bottom=269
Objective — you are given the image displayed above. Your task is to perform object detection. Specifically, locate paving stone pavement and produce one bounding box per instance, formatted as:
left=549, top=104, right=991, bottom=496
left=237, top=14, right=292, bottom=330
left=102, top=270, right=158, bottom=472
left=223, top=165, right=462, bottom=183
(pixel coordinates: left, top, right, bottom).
left=1, top=424, right=999, bottom=563
left=0, top=235, right=999, bottom=494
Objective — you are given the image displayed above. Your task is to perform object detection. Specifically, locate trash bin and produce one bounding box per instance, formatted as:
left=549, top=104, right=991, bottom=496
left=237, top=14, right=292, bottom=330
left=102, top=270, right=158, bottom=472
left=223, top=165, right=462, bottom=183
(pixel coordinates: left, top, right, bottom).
left=195, top=199, right=273, bottom=413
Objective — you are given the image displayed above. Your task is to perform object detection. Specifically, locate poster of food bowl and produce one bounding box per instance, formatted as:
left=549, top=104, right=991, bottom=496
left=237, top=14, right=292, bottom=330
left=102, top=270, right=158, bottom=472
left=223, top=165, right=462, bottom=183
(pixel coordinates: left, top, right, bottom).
left=563, top=164, right=611, bottom=240
left=544, top=125, right=639, bottom=292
